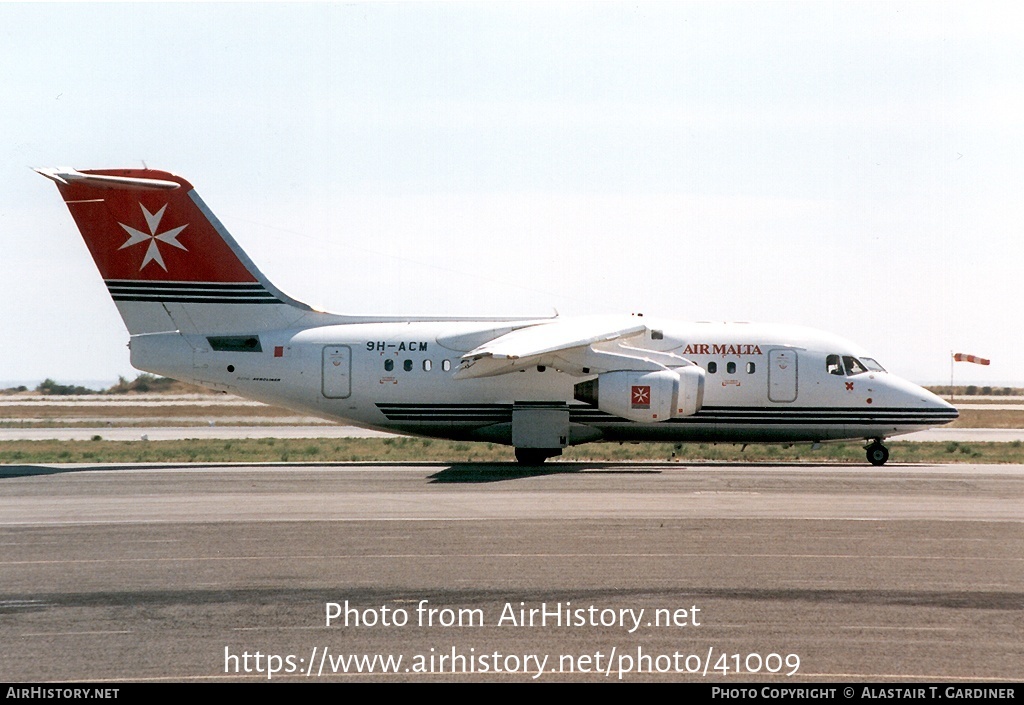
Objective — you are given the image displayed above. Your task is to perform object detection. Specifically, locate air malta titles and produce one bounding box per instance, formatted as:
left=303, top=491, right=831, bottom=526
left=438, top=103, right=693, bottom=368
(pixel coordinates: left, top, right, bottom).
left=681, top=343, right=763, bottom=356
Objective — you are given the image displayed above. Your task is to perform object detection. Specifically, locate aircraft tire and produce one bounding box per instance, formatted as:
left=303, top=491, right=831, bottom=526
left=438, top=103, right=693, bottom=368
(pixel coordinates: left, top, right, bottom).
left=866, top=442, right=889, bottom=466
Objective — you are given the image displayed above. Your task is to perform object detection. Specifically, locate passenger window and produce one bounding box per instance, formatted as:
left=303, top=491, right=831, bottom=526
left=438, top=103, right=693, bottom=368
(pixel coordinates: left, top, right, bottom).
left=707, top=362, right=717, bottom=374
left=442, top=360, right=451, bottom=372
left=727, top=362, right=736, bottom=374
left=826, top=354, right=844, bottom=376
left=403, top=359, right=413, bottom=372
left=384, top=359, right=394, bottom=372
left=746, top=362, right=755, bottom=374
left=423, top=360, right=432, bottom=371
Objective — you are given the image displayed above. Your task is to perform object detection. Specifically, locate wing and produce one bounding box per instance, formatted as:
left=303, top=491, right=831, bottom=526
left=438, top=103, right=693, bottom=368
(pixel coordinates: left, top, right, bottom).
left=454, top=316, right=691, bottom=379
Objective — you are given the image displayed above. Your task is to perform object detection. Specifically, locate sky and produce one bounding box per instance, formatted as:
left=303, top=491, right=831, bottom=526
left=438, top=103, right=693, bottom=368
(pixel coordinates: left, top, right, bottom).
left=2, top=2, right=1022, bottom=388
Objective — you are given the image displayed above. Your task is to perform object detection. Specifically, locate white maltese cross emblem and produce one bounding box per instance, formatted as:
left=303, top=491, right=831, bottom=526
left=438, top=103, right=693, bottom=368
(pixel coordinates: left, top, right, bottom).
left=118, top=203, right=188, bottom=271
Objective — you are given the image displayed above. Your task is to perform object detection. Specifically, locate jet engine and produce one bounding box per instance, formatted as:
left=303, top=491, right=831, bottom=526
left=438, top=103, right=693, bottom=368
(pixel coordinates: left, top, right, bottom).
left=573, top=366, right=705, bottom=423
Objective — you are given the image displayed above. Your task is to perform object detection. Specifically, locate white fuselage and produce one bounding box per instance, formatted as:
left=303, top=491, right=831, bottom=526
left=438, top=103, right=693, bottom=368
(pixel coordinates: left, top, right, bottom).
left=130, top=317, right=957, bottom=446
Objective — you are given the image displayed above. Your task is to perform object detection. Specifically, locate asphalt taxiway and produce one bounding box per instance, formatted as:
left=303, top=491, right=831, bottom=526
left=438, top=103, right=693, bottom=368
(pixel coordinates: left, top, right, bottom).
left=1, top=462, right=1021, bottom=682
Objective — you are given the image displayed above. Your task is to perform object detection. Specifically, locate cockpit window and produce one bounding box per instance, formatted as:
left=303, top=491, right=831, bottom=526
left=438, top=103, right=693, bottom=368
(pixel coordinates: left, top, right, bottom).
left=860, top=357, right=886, bottom=372
left=826, top=354, right=844, bottom=376
left=843, top=356, right=868, bottom=376
left=828, top=354, right=884, bottom=376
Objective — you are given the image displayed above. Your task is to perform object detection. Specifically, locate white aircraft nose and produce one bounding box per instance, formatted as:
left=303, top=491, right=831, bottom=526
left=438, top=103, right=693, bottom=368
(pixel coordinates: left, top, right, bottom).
left=911, top=381, right=959, bottom=423
left=922, top=386, right=957, bottom=411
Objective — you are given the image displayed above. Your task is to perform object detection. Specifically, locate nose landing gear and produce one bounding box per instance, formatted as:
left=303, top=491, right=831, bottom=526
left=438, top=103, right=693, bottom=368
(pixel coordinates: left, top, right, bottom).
left=866, top=440, right=889, bottom=466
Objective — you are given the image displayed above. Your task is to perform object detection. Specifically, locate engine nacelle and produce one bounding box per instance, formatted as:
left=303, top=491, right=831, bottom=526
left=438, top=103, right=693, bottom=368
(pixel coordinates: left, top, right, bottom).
left=574, top=366, right=705, bottom=423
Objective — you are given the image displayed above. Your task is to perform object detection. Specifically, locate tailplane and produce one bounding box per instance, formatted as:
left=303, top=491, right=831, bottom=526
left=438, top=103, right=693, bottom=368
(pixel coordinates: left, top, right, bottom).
left=37, top=167, right=328, bottom=335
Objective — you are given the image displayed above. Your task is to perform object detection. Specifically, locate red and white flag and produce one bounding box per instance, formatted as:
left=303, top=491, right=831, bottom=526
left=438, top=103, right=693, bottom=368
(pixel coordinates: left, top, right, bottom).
left=953, top=353, right=990, bottom=365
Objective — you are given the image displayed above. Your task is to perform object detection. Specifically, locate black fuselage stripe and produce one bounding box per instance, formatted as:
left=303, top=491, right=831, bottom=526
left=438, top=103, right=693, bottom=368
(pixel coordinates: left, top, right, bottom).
left=377, top=404, right=952, bottom=415
left=374, top=403, right=955, bottom=425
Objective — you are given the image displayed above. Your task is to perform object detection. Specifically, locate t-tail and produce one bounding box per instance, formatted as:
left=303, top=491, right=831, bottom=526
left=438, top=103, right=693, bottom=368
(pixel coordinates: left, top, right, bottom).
left=36, top=167, right=343, bottom=336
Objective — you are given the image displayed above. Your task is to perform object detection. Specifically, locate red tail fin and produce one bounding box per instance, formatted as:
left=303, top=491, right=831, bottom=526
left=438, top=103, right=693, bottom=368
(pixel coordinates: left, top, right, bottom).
left=38, top=167, right=315, bottom=335
left=39, top=168, right=258, bottom=283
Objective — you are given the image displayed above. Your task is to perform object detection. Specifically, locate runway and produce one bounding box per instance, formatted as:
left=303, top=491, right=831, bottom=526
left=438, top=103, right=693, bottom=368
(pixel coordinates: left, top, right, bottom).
left=0, top=461, right=1021, bottom=682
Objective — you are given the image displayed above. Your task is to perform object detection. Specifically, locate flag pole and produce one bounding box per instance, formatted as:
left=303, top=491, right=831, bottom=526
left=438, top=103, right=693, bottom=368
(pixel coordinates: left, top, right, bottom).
left=950, top=350, right=954, bottom=403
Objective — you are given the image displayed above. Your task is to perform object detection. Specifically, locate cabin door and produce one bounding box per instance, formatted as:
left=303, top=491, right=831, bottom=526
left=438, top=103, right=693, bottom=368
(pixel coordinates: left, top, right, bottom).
left=768, top=349, right=798, bottom=402
left=322, top=346, right=352, bottom=398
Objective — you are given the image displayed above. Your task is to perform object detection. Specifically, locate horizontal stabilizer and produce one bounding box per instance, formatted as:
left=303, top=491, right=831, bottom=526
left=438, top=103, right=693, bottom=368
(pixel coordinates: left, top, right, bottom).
left=35, top=167, right=180, bottom=191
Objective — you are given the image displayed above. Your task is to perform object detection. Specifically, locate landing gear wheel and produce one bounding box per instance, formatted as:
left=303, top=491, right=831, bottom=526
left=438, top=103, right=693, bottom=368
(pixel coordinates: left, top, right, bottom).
left=866, top=442, right=889, bottom=466
left=515, top=448, right=548, bottom=465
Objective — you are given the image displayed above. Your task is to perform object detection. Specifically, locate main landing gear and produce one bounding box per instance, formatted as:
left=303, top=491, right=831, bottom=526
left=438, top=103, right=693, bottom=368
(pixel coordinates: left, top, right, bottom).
left=866, top=440, right=889, bottom=466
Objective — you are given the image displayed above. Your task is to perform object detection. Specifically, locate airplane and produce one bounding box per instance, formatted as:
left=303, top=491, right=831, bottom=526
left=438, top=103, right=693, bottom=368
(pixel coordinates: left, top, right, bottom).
left=36, top=167, right=958, bottom=466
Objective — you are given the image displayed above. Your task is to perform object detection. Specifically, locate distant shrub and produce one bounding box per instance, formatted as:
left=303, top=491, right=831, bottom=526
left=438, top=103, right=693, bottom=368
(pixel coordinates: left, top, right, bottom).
left=105, top=373, right=181, bottom=394
left=36, top=379, right=98, bottom=395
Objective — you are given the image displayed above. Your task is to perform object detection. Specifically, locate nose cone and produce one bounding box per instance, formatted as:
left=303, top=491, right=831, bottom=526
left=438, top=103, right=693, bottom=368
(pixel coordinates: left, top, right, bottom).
left=901, top=378, right=959, bottom=425
left=921, top=386, right=959, bottom=422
